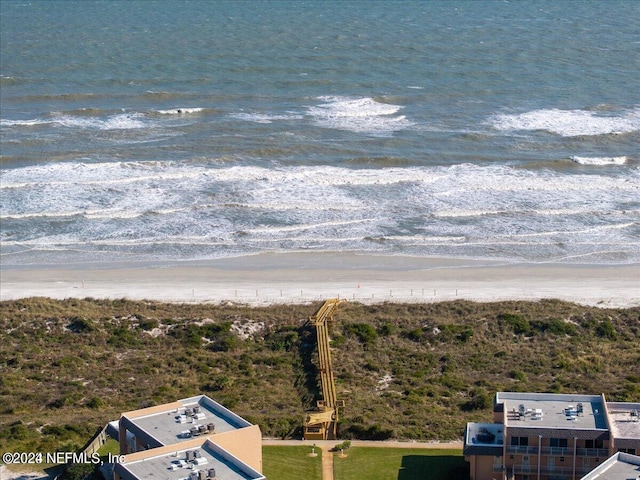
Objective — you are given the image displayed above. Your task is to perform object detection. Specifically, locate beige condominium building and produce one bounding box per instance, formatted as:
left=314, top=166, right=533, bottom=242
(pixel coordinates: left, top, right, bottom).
left=114, top=395, right=264, bottom=480
left=464, top=392, right=640, bottom=480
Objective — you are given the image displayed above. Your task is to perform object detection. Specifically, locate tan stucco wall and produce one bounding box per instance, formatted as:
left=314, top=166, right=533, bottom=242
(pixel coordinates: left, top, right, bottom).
left=211, top=424, right=263, bottom=473
left=468, top=455, right=500, bottom=480
left=121, top=401, right=184, bottom=419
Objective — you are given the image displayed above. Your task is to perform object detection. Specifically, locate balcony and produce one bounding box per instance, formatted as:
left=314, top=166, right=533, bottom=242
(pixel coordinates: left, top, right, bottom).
left=508, top=464, right=592, bottom=475
left=540, top=446, right=571, bottom=456
left=506, top=445, right=539, bottom=455
left=576, top=447, right=608, bottom=457
left=507, top=445, right=609, bottom=458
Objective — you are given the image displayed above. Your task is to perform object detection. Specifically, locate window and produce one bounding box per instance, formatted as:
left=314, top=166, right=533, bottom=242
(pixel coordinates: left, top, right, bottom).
left=618, top=448, right=636, bottom=454
left=510, top=436, right=529, bottom=446
left=585, top=439, right=604, bottom=449
left=550, top=438, right=568, bottom=448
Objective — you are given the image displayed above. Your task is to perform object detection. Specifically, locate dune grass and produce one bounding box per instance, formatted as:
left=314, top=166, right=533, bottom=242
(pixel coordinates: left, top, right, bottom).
left=262, top=446, right=322, bottom=480
left=1, top=298, right=638, bottom=456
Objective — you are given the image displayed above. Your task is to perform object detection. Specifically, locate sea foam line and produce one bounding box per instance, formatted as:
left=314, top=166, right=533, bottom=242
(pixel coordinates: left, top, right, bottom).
left=489, top=107, right=640, bottom=137
left=570, top=156, right=627, bottom=166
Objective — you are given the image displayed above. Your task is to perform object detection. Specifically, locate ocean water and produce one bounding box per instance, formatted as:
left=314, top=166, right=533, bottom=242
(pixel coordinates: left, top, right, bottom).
left=1, top=0, right=639, bottom=267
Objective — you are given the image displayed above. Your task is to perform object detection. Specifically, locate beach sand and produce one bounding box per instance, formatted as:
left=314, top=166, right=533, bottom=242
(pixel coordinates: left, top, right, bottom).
left=1, top=253, right=638, bottom=308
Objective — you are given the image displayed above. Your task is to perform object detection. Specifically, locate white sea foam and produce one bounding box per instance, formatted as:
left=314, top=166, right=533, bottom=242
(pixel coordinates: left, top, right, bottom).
left=489, top=107, right=640, bottom=136
left=308, top=96, right=414, bottom=135
left=0, top=118, right=50, bottom=126
left=230, top=112, right=304, bottom=123
left=52, top=112, right=146, bottom=130
left=2, top=161, right=638, bottom=264
left=157, top=107, right=204, bottom=114
left=570, top=156, right=627, bottom=166
left=376, top=235, right=467, bottom=244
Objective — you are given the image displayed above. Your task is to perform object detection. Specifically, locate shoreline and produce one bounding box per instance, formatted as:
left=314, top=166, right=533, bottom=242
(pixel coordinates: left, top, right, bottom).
left=1, top=253, right=638, bottom=308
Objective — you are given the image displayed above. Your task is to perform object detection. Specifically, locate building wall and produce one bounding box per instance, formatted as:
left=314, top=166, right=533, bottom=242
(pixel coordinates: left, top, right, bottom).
left=468, top=394, right=640, bottom=480
left=467, top=454, right=501, bottom=480
left=502, top=434, right=611, bottom=479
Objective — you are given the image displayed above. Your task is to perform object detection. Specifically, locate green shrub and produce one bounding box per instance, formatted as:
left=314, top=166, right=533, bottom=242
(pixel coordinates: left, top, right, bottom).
left=438, top=324, right=473, bottom=343
left=64, top=462, right=95, bottom=480
left=461, top=388, right=491, bottom=411
left=595, top=320, right=616, bottom=339
left=138, top=318, right=159, bottom=331
left=67, top=317, right=94, bottom=333
left=406, top=328, right=424, bottom=341
left=377, top=323, right=396, bottom=336
left=344, top=423, right=394, bottom=440
left=498, top=313, right=530, bottom=335
left=344, top=323, right=378, bottom=346
left=86, top=397, right=104, bottom=409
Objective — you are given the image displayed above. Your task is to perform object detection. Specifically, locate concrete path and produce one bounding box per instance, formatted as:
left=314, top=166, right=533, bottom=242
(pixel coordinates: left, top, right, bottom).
left=320, top=444, right=334, bottom=480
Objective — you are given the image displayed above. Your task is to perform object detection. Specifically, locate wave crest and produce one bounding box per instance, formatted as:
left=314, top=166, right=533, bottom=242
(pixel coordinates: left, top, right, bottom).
left=308, top=96, right=414, bottom=135
left=489, top=107, right=640, bottom=137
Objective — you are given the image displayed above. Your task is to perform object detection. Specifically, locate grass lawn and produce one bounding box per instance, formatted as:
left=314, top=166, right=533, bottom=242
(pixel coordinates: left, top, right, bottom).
left=97, top=438, right=120, bottom=456
left=333, top=448, right=468, bottom=480
left=262, top=446, right=322, bottom=480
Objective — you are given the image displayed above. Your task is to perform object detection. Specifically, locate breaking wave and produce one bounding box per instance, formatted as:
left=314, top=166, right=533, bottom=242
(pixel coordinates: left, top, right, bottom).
left=489, top=107, right=640, bottom=137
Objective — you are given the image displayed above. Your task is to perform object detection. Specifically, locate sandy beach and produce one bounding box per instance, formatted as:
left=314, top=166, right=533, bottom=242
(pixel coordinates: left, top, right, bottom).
left=1, top=253, right=638, bottom=308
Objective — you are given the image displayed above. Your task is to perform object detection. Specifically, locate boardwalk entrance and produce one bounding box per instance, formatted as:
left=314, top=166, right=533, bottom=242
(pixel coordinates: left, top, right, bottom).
left=303, top=299, right=345, bottom=441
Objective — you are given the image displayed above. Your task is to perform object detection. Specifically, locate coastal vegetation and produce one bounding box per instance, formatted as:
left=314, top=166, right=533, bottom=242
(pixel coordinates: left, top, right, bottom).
left=1, top=298, right=639, bottom=456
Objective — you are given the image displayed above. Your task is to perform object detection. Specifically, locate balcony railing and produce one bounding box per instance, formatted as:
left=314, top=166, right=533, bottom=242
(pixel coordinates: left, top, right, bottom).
left=540, top=446, right=571, bottom=456
left=576, top=447, right=608, bottom=457
left=508, top=464, right=592, bottom=475
left=506, top=445, right=539, bottom=455
left=508, top=446, right=609, bottom=458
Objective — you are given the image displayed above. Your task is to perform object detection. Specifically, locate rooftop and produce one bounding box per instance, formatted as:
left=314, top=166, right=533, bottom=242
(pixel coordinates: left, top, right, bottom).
left=607, top=402, right=640, bottom=440
left=466, top=423, right=504, bottom=447
left=580, top=452, right=640, bottom=480
left=123, top=396, right=253, bottom=447
left=464, top=422, right=504, bottom=456
left=497, top=392, right=608, bottom=431
left=115, top=439, right=265, bottom=480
